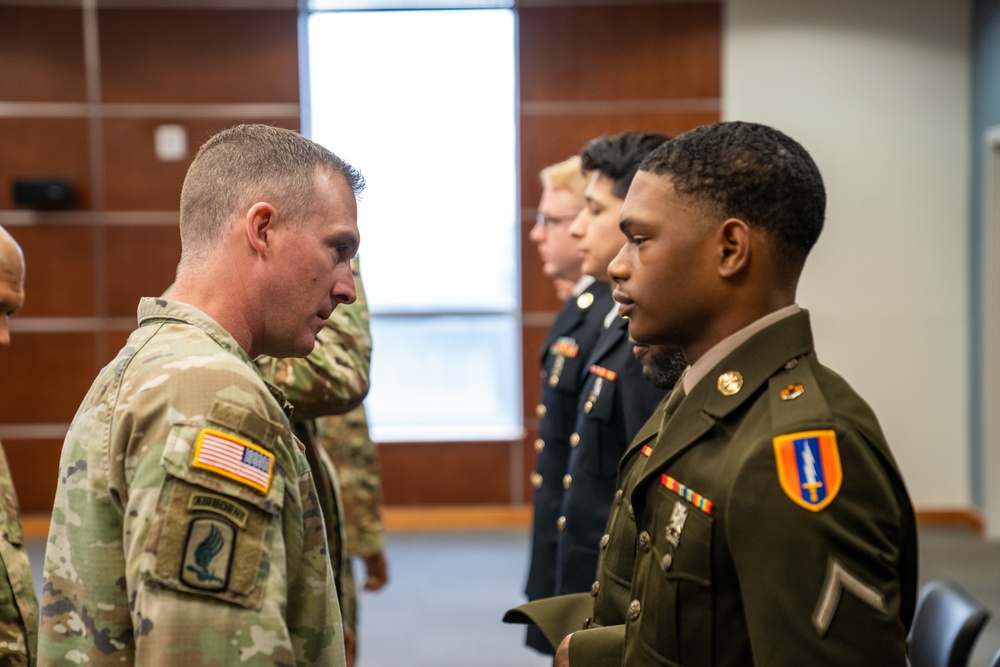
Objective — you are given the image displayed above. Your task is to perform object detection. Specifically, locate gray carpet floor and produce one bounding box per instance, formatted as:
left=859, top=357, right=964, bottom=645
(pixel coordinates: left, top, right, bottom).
left=25, top=525, right=1000, bottom=666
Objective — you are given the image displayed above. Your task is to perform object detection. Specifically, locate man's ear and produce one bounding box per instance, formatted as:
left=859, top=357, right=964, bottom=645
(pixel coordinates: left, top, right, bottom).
left=718, top=218, right=751, bottom=278
left=244, top=202, right=276, bottom=258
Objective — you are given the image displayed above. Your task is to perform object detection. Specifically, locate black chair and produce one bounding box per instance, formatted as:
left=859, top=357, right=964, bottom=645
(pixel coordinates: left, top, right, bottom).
left=908, top=580, right=991, bottom=667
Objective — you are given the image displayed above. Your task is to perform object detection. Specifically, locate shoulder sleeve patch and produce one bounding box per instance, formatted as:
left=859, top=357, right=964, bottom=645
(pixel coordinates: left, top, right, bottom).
left=772, top=430, right=842, bottom=512
left=192, top=427, right=274, bottom=494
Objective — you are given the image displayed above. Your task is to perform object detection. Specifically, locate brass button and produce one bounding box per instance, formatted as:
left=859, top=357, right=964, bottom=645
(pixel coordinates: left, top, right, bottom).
left=599, top=534, right=610, bottom=549
left=557, top=516, right=566, bottom=531
left=627, top=599, right=641, bottom=622
left=584, top=400, right=593, bottom=414
left=590, top=580, right=601, bottom=597
left=638, top=530, right=651, bottom=552
left=615, top=488, right=624, bottom=504
left=661, top=553, right=673, bottom=571
left=534, top=438, right=545, bottom=453
left=628, top=504, right=635, bottom=520
left=530, top=472, right=542, bottom=489
left=548, top=374, right=559, bottom=387
left=717, top=370, right=744, bottom=396
left=563, top=474, right=573, bottom=490
left=577, top=292, right=594, bottom=309
left=536, top=403, right=546, bottom=417
left=784, top=358, right=799, bottom=371
left=569, top=433, right=580, bottom=448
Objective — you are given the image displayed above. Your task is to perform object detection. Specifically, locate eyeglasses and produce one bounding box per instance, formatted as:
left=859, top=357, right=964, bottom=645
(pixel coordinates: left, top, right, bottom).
left=535, top=212, right=578, bottom=227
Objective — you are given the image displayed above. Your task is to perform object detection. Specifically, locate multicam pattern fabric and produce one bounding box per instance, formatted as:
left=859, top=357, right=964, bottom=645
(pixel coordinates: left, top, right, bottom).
left=259, top=257, right=381, bottom=633
left=0, top=441, right=38, bottom=666
left=314, top=404, right=385, bottom=631
left=315, top=405, right=384, bottom=560
left=38, top=297, right=344, bottom=666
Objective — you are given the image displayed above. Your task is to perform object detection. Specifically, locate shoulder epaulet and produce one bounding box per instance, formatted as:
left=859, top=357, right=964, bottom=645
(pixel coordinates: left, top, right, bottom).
left=767, top=354, right=833, bottom=434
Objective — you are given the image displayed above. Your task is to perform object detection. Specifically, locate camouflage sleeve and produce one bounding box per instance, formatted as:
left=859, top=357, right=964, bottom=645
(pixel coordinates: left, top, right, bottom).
left=0, top=443, right=38, bottom=663
left=39, top=345, right=344, bottom=665
left=256, top=257, right=372, bottom=420
left=315, top=403, right=385, bottom=557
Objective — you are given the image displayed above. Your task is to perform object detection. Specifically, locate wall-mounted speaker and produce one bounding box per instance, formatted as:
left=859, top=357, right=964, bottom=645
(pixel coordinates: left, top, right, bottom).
left=12, top=178, right=76, bottom=210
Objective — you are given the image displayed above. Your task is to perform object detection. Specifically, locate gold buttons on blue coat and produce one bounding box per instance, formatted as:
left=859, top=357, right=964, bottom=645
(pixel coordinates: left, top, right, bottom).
left=577, top=292, right=594, bottom=309
left=584, top=400, right=594, bottom=413
left=536, top=403, right=546, bottom=417
left=530, top=473, right=542, bottom=489
left=570, top=433, right=580, bottom=448
left=563, top=474, right=573, bottom=490
left=534, top=438, right=545, bottom=453
left=557, top=516, right=566, bottom=531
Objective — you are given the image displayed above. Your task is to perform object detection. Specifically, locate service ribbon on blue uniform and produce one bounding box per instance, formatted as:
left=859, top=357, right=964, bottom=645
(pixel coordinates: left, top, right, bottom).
left=589, top=365, right=617, bottom=381
left=550, top=337, right=579, bottom=358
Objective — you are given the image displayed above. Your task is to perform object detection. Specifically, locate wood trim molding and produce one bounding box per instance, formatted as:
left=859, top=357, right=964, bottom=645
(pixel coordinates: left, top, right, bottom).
left=20, top=505, right=986, bottom=538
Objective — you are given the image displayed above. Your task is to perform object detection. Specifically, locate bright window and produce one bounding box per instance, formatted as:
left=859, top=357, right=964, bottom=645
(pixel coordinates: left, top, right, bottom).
left=305, top=7, right=520, bottom=442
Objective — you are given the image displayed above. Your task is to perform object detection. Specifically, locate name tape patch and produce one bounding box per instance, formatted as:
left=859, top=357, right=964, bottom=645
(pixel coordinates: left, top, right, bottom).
left=192, top=427, right=274, bottom=494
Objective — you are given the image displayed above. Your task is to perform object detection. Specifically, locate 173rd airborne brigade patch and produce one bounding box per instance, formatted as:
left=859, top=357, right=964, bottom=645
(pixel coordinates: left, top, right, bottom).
left=773, top=430, right=842, bottom=512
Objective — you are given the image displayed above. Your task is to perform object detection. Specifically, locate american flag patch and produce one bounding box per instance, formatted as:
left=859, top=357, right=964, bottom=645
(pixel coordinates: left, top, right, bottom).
left=192, top=428, right=274, bottom=493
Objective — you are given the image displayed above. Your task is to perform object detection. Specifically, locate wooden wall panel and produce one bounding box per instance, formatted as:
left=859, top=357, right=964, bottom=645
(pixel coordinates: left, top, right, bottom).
left=105, top=225, right=181, bottom=317
left=0, top=7, right=86, bottom=103
left=519, top=3, right=721, bottom=101
left=99, top=9, right=300, bottom=104
left=0, top=118, right=92, bottom=210
left=520, top=111, right=720, bottom=207
left=0, top=333, right=97, bottom=425
left=2, top=439, right=62, bottom=514
left=12, top=224, right=97, bottom=317
left=102, top=117, right=300, bottom=211
left=379, top=441, right=512, bottom=505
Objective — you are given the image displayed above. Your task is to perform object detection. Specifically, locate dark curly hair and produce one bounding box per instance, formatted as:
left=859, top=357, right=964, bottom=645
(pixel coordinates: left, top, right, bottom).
left=640, top=121, right=825, bottom=271
left=580, top=131, right=672, bottom=199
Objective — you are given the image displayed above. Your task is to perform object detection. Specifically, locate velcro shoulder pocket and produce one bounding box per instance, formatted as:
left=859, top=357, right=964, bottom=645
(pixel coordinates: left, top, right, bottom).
left=142, top=400, right=289, bottom=610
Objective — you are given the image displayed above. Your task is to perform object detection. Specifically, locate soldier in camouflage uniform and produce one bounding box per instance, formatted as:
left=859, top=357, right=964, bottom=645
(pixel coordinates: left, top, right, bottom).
left=257, top=257, right=382, bottom=667
left=0, top=226, right=39, bottom=666
left=39, top=124, right=363, bottom=666
left=315, top=401, right=388, bottom=640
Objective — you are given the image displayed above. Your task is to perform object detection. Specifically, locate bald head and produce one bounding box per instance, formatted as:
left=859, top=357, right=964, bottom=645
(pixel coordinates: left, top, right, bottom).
left=0, top=226, right=25, bottom=346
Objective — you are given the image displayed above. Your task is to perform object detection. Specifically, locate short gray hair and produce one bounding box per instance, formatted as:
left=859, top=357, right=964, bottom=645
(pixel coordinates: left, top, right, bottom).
left=179, top=124, right=364, bottom=262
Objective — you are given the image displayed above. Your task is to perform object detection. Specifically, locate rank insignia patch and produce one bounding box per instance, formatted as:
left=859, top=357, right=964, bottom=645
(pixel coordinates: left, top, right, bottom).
left=181, top=517, right=235, bottom=591
left=773, top=430, right=842, bottom=512
left=192, top=428, right=274, bottom=493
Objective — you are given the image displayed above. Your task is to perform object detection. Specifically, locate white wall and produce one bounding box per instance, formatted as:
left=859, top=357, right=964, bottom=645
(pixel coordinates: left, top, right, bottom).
left=723, top=0, right=972, bottom=508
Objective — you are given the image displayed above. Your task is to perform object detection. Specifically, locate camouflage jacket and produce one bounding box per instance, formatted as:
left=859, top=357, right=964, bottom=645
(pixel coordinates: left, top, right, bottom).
left=315, top=404, right=384, bottom=558
left=255, top=258, right=374, bottom=603
left=38, top=298, right=344, bottom=666
left=0, top=441, right=38, bottom=666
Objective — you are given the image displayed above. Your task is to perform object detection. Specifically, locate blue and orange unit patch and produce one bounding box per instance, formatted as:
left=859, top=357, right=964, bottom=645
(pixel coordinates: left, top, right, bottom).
left=772, top=430, right=842, bottom=512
